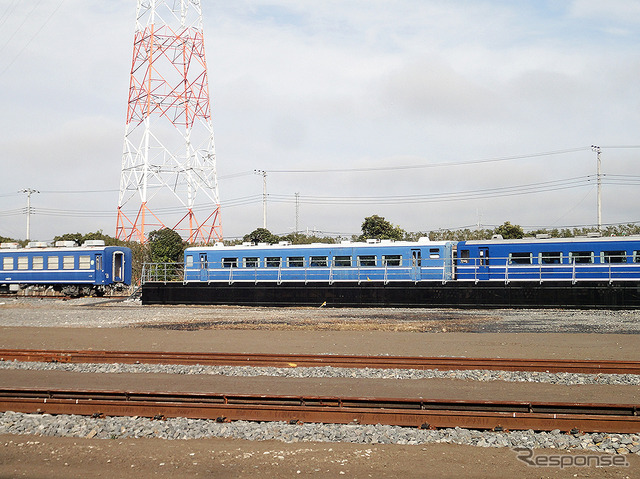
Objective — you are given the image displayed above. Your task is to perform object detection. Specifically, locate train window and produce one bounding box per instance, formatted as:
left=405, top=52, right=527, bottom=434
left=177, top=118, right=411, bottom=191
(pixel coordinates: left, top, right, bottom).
left=79, top=256, right=91, bottom=270
left=222, top=257, right=238, bottom=268
left=47, top=256, right=59, bottom=270
left=287, top=256, right=305, bottom=267
left=634, top=251, right=640, bottom=263
left=382, top=255, right=402, bottom=267
left=357, top=255, right=376, bottom=267
left=33, top=256, right=44, bottom=270
left=569, top=251, right=593, bottom=264
left=429, top=248, right=440, bottom=259
left=266, top=257, right=281, bottom=268
left=458, top=250, right=470, bottom=264
left=602, top=251, right=627, bottom=263
left=17, top=257, right=28, bottom=270
left=3, top=257, right=13, bottom=270
left=243, top=257, right=260, bottom=268
left=310, top=256, right=328, bottom=267
left=540, top=252, right=562, bottom=264
left=334, top=256, right=352, bottom=267
left=186, top=255, right=194, bottom=268
left=63, top=256, right=75, bottom=269
left=509, top=252, right=532, bottom=265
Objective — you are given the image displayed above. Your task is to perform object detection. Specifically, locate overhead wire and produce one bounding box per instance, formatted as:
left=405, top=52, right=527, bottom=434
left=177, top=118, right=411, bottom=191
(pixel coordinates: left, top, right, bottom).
left=1, top=145, right=638, bottom=228
left=0, top=173, right=633, bottom=216
left=266, top=176, right=593, bottom=205
left=266, top=147, right=592, bottom=174
left=0, top=0, right=44, bottom=54
left=0, top=0, right=65, bottom=77
left=0, top=0, right=21, bottom=28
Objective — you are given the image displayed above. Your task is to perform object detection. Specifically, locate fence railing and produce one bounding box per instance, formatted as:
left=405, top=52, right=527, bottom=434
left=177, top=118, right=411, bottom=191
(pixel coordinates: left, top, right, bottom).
left=142, top=261, right=452, bottom=284
left=455, top=255, right=640, bottom=283
left=141, top=262, right=185, bottom=284
left=141, top=256, right=640, bottom=284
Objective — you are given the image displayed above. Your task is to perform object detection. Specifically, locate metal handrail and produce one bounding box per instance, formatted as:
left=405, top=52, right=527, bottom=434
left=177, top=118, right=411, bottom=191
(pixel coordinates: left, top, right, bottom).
left=142, top=254, right=640, bottom=284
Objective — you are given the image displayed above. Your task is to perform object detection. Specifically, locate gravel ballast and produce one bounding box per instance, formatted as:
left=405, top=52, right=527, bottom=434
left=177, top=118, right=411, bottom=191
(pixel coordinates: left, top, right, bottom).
left=1, top=360, right=639, bottom=387
left=1, top=411, right=639, bottom=456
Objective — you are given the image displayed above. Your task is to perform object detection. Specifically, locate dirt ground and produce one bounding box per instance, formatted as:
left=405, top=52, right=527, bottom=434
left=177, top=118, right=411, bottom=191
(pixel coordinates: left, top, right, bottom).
left=1, top=298, right=639, bottom=478
left=2, top=435, right=638, bottom=479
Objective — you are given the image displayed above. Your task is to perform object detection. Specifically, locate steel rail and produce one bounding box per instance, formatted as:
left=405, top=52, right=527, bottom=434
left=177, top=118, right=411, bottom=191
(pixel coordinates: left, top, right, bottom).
left=0, top=348, right=639, bottom=375
left=0, top=387, right=638, bottom=433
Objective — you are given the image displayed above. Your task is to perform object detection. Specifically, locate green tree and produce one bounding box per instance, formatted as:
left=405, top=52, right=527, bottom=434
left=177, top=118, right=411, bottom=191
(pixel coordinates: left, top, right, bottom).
left=358, top=215, right=405, bottom=241
left=493, top=221, right=524, bottom=239
left=148, top=228, right=185, bottom=263
left=52, top=231, right=123, bottom=246
left=289, top=233, right=338, bottom=245
left=82, top=230, right=122, bottom=246
left=243, top=228, right=280, bottom=245
left=0, top=235, right=27, bottom=246
left=52, top=232, right=84, bottom=245
left=427, top=228, right=494, bottom=241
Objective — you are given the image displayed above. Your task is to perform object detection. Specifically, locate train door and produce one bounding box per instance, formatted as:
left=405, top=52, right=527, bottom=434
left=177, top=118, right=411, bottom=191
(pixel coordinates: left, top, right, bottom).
left=478, top=247, right=490, bottom=280
left=112, top=252, right=125, bottom=282
left=199, top=253, right=208, bottom=281
left=410, top=249, right=422, bottom=281
left=95, top=254, right=105, bottom=284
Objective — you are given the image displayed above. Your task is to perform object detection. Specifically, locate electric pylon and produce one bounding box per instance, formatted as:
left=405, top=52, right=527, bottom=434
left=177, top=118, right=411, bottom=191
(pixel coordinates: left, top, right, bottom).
left=116, top=0, right=222, bottom=244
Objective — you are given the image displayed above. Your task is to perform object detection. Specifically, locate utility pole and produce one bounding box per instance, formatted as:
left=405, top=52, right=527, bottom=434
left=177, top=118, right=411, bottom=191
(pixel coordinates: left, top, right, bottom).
left=295, top=192, right=300, bottom=236
left=20, top=188, right=39, bottom=241
left=591, top=145, right=602, bottom=230
left=254, top=170, right=267, bottom=229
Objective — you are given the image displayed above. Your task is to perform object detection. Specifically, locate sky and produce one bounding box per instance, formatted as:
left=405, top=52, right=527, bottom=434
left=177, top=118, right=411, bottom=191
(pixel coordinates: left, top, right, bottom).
left=1, top=0, right=639, bottom=242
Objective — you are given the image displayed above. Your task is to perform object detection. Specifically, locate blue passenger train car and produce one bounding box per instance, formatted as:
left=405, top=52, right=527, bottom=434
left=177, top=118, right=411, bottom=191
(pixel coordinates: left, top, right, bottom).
left=456, top=235, right=640, bottom=282
left=144, top=234, right=640, bottom=308
left=0, top=240, right=132, bottom=296
left=184, top=238, right=456, bottom=284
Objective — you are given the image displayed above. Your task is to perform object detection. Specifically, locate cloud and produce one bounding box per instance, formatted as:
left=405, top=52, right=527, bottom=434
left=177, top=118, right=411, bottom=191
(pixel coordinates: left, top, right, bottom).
left=378, top=56, right=499, bottom=123
left=0, top=1, right=639, bottom=241
left=569, top=0, right=640, bottom=24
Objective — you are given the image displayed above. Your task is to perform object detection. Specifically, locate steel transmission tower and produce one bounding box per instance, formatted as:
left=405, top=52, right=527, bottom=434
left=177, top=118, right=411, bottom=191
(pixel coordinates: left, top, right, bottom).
left=116, top=0, right=222, bottom=244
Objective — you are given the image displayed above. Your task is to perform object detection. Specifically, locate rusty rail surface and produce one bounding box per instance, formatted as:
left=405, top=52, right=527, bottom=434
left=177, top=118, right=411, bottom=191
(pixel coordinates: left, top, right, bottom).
left=1, top=348, right=639, bottom=374
left=0, top=387, right=638, bottom=433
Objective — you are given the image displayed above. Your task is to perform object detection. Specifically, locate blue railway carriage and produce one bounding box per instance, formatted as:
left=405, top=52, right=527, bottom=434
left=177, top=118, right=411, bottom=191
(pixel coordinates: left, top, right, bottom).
left=456, top=235, right=640, bottom=282
left=0, top=240, right=132, bottom=296
left=184, top=238, right=456, bottom=284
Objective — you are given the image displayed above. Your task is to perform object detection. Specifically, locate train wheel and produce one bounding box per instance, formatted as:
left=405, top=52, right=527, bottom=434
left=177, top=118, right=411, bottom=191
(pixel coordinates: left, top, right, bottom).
left=61, top=285, right=80, bottom=297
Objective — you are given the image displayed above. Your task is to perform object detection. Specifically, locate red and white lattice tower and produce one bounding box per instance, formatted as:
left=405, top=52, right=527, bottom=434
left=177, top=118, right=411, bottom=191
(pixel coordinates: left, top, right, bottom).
left=116, top=0, right=222, bottom=244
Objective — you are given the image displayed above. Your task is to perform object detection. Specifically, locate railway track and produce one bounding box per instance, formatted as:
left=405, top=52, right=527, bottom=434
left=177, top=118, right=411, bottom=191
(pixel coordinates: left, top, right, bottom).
left=1, top=348, right=639, bottom=375
left=1, top=387, right=638, bottom=434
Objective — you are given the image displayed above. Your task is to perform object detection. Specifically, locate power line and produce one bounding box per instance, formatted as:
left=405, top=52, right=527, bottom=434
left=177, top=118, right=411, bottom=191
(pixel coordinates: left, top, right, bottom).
left=0, top=0, right=21, bottom=28
left=268, top=176, right=594, bottom=205
left=38, top=188, right=119, bottom=194
left=0, top=207, right=26, bottom=217
left=0, top=0, right=65, bottom=77
left=0, top=0, right=44, bottom=54
left=266, top=147, right=592, bottom=174
left=4, top=173, right=632, bottom=216
left=521, top=220, right=640, bottom=230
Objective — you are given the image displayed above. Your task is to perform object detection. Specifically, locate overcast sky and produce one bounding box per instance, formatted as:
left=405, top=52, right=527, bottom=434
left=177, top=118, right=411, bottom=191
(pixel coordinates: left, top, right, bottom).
left=1, top=0, right=639, bottom=242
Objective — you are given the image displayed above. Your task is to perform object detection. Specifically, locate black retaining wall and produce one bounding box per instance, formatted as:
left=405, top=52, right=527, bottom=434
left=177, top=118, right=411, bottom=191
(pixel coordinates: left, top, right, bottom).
left=142, top=281, right=640, bottom=309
